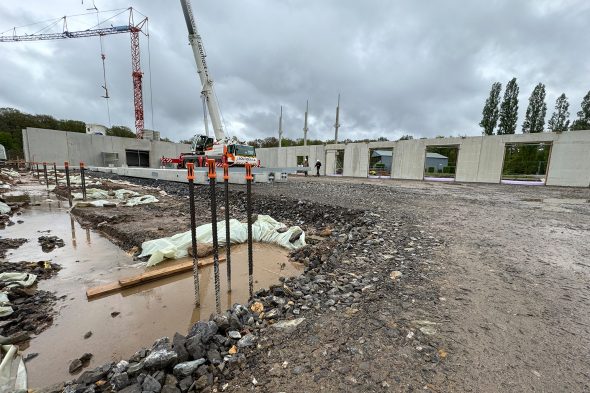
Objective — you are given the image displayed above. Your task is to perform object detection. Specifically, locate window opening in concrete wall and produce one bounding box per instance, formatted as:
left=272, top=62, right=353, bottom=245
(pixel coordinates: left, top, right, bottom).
left=335, top=150, right=344, bottom=175
left=501, top=142, right=551, bottom=185
left=424, top=145, right=459, bottom=182
left=125, top=149, right=150, bottom=167
left=296, top=155, right=309, bottom=175
left=368, top=148, right=393, bottom=178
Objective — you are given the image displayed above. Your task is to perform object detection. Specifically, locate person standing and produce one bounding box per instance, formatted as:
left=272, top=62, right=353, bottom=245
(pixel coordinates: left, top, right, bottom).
left=303, top=158, right=309, bottom=177
left=315, top=160, right=321, bottom=177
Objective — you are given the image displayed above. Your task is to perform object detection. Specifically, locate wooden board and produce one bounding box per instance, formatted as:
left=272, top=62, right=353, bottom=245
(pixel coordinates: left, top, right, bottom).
left=86, top=256, right=225, bottom=300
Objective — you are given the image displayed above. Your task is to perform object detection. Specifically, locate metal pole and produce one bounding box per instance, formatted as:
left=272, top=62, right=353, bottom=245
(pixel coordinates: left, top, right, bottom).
left=207, top=159, right=221, bottom=314
left=36, top=163, right=40, bottom=181
left=43, top=162, right=48, bottom=189
left=223, top=163, right=232, bottom=291
left=53, top=162, right=58, bottom=186
left=245, top=163, right=254, bottom=298
left=80, top=162, right=87, bottom=201
left=186, top=163, right=200, bottom=306
left=64, top=162, right=72, bottom=207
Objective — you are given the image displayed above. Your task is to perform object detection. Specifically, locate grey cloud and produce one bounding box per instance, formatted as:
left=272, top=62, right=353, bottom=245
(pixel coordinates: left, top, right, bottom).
left=0, top=0, right=588, bottom=142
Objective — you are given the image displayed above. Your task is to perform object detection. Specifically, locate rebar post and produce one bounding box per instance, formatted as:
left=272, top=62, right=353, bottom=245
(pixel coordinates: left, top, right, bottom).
left=223, top=163, right=232, bottom=291
left=53, top=162, right=58, bottom=186
left=186, top=163, right=200, bottom=306
left=80, top=162, right=87, bottom=201
left=245, top=163, right=254, bottom=298
left=208, top=159, right=221, bottom=314
left=64, top=162, right=72, bottom=207
left=43, top=162, right=48, bottom=189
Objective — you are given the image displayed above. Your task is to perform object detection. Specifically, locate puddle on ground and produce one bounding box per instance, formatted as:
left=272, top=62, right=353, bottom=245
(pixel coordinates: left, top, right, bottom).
left=1, top=183, right=302, bottom=388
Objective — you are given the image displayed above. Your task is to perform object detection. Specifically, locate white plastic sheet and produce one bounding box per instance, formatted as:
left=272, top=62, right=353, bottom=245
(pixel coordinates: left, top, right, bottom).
left=0, top=202, right=10, bottom=214
left=0, top=344, right=27, bottom=391
left=0, top=273, right=36, bottom=289
left=139, top=215, right=306, bottom=266
left=124, top=195, right=158, bottom=206
left=72, top=188, right=110, bottom=201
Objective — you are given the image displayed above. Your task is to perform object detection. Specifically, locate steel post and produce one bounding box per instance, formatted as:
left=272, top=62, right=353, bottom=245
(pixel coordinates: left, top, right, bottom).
left=53, top=162, right=58, bottom=186
left=186, top=163, right=200, bottom=306
left=80, top=162, right=87, bottom=201
left=43, top=162, right=48, bottom=189
left=64, top=162, right=72, bottom=207
left=208, top=159, right=221, bottom=314
left=245, top=163, right=254, bottom=298
left=223, top=164, right=232, bottom=291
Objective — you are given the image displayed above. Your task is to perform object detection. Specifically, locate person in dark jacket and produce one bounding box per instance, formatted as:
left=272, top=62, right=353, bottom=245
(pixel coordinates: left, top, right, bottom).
left=315, top=160, right=321, bottom=176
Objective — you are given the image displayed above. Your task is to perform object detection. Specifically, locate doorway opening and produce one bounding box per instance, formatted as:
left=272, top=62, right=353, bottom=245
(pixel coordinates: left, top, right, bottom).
left=501, top=143, right=551, bottom=185
left=424, top=145, right=459, bottom=181
left=334, top=150, right=344, bottom=175
left=368, top=148, right=393, bottom=178
left=125, top=149, right=150, bottom=167
left=296, top=155, right=309, bottom=176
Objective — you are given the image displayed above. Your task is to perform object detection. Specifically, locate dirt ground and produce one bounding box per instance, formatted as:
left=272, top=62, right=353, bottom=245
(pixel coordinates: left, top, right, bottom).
left=66, top=172, right=590, bottom=393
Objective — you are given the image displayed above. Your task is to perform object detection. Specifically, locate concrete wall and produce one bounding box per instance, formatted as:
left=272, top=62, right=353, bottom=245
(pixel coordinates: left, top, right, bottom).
left=22, top=128, right=191, bottom=168
left=256, top=131, right=590, bottom=187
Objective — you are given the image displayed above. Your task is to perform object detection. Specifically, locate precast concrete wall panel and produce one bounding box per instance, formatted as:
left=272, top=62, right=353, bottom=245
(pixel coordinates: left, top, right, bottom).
left=325, top=150, right=337, bottom=175
left=392, top=140, right=425, bottom=180
left=546, top=132, right=590, bottom=187
left=455, top=138, right=481, bottom=182
left=475, top=137, right=505, bottom=183
left=343, top=143, right=368, bottom=177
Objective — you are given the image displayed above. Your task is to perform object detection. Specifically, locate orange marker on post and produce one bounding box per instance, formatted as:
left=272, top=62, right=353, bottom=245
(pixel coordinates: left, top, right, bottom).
left=186, top=162, right=195, bottom=180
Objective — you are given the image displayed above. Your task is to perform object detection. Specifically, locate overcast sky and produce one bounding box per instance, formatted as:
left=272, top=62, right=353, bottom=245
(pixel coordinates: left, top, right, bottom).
left=0, top=0, right=588, bottom=142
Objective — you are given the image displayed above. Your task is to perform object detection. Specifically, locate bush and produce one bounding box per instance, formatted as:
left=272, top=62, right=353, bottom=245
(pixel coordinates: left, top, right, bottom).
left=428, top=167, right=435, bottom=173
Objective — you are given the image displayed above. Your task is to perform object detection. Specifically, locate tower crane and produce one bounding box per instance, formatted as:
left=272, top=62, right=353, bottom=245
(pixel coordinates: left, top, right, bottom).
left=0, top=8, right=148, bottom=139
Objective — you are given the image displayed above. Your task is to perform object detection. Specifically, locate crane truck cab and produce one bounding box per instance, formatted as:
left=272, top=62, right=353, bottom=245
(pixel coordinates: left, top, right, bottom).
left=178, top=135, right=257, bottom=168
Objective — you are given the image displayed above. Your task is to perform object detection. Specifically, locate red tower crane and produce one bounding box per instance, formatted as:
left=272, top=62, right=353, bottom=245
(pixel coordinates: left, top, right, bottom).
left=0, top=8, right=148, bottom=139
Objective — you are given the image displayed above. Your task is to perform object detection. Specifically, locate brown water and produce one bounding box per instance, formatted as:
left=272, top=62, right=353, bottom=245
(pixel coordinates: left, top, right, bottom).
left=1, top=184, right=302, bottom=388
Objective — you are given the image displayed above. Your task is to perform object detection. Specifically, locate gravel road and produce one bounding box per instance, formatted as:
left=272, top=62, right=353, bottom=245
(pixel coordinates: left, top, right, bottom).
left=70, top=173, right=590, bottom=392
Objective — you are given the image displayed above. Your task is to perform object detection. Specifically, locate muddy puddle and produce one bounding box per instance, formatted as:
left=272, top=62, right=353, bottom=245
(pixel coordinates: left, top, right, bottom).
left=1, top=184, right=302, bottom=388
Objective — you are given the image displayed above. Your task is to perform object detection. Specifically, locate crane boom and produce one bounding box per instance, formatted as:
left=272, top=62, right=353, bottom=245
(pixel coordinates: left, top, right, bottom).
left=180, top=0, right=225, bottom=141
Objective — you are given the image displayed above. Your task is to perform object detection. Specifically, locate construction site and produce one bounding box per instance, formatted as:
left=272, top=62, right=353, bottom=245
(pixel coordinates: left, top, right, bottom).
left=0, top=1, right=589, bottom=393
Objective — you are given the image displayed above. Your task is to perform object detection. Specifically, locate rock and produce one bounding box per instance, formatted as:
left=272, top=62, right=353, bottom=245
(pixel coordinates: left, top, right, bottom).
left=173, top=358, right=207, bottom=378
left=173, top=333, right=189, bottom=362
left=272, top=317, right=306, bottom=333
left=390, top=271, right=402, bottom=280
left=110, top=311, right=120, bottom=318
left=178, top=376, right=193, bottom=392
left=114, top=360, right=129, bottom=373
left=289, top=230, right=303, bottom=243
left=127, top=362, right=144, bottom=377
left=23, top=352, right=38, bottom=362
left=76, top=363, right=112, bottom=384
left=194, top=375, right=209, bottom=391
left=79, top=353, right=93, bottom=363
left=237, top=334, right=256, bottom=348
left=185, top=334, right=205, bottom=360
left=227, top=330, right=241, bottom=340
left=117, top=383, right=141, bottom=393
left=264, top=308, right=280, bottom=319
left=129, top=348, right=149, bottom=362
left=110, top=372, right=130, bottom=390
left=250, top=302, right=264, bottom=314
left=187, top=321, right=217, bottom=343
left=206, top=348, right=222, bottom=364
left=142, top=375, right=162, bottom=392
left=152, top=337, right=171, bottom=351
left=143, top=349, right=178, bottom=370
left=161, top=387, right=180, bottom=393
left=319, top=228, right=332, bottom=237
left=83, top=331, right=92, bottom=339
left=211, top=314, right=230, bottom=332
left=4, top=332, right=30, bottom=344
left=69, top=359, right=83, bottom=374
left=165, top=373, right=178, bottom=386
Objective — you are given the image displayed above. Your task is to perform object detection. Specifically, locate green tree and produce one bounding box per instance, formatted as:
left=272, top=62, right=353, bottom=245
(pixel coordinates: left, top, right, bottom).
left=106, top=125, right=135, bottom=138
left=570, top=90, right=590, bottom=131
left=548, top=93, right=570, bottom=132
left=498, top=78, right=519, bottom=135
left=479, top=82, right=502, bottom=135
left=522, top=83, right=547, bottom=133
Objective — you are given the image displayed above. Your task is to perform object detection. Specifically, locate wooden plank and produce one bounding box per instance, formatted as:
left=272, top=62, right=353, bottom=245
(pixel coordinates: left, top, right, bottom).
left=86, top=256, right=225, bottom=300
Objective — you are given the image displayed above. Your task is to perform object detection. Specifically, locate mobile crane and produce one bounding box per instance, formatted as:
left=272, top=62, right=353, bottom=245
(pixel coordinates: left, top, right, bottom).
left=168, top=0, right=258, bottom=168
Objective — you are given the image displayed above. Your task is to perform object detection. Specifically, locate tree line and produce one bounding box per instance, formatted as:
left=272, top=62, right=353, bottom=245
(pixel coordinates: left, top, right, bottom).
left=479, top=78, right=590, bottom=135
left=0, top=107, right=137, bottom=158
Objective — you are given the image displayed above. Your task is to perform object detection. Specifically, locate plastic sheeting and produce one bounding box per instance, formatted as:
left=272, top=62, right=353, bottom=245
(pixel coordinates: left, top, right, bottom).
left=139, top=215, right=306, bottom=266
left=0, top=202, right=10, bottom=214
left=0, top=345, right=27, bottom=392
left=0, top=273, right=37, bottom=318
left=73, top=189, right=158, bottom=207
